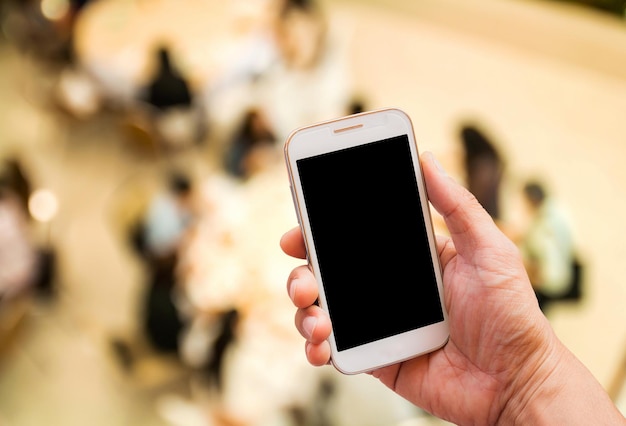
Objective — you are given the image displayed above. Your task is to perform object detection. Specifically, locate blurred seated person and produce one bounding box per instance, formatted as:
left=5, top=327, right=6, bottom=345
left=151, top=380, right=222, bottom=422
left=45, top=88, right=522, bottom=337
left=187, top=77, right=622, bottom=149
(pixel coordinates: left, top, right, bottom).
left=143, top=46, right=192, bottom=111
left=138, top=45, right=205, bottom=150
left=133, top=172, right=198, bottom=355
left=1, top=0, right=72, bottom=63
left=181, top=308, right=241, bottom=397
left=204, top=308, right=240, bottom=394
left=0, top=180, right=38, bottom=303
left=0, top=158, right=56, bottom=301
left=39, top=0, right=104, bottom=119
left=0, top=177, right=39, bottom=355
left=224, top=108, right=277, bottom=180
left=204, top=0, right=327, bottom=104
left=459, top=123, right=505, bottom=222
left=138, top=171, right=197, bottom=262
left=61, top=0, right=99, bottom=64
left=519, top=180, right=580, bottom=314
left=0, top=157, right=32, bottom=215
left=273, top=0, right=328, bottom=70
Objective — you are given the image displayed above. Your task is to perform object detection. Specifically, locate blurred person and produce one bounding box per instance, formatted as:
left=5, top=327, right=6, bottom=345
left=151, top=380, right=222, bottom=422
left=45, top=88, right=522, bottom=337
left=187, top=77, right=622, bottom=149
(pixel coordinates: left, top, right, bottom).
left=68, top=0, right=94, bottom=14
left=1, top=0, right=70, bottom=63
left=224, top=107, right=278, bottom=180
left=519, top=180, right=581, bottom=314
left=0, top=180, right=38, bottom=303
left=207, top=0, right=349, bottom=142
left=211, top=0, right=327, bottom=84
left=61, top=0, right=98, bottom=64
left=283, top=374, right=336, bottom=426
left=42, top=0, right=104, bottom=120
left=0, top=179, right=39, bottom=358
left=142, top=46, right=193, bottom=112
left=203, top=0, right=330, bottom=136
left=141, top=249, right=183, bottom=355
left=280, top=152, right=624, bottom=425
left=273, top=0, right=328, bottom=70
left=459, top=122, right=505, bottom=221
left=202, top=308, right=241, bottom=395
left=139, top=45, right=205, bottom=150
left=5, top=0, right=105, bottom=119
left=0, top=157, right=32, bottom=215
left=142, top=172, right=196, bottom=260
left=206, top=4, right=281, bottom=92
left=2, top=0, right=96, bottom=64
left=131, top=171, right=198, bottom=356
left=0, top=158, right=56, bottom=301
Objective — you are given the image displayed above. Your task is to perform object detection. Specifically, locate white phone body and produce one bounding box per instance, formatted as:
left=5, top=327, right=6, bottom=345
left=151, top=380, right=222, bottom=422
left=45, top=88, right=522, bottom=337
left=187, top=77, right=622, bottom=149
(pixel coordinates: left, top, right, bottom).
left=284, top=108, right=449, bottom=374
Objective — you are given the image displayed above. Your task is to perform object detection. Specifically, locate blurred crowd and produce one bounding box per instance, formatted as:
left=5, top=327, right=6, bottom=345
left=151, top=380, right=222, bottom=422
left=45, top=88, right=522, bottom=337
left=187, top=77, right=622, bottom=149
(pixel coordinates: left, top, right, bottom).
left=0, top=0, right=590, bottom=425
left=0, top=1, right=377, bottom=424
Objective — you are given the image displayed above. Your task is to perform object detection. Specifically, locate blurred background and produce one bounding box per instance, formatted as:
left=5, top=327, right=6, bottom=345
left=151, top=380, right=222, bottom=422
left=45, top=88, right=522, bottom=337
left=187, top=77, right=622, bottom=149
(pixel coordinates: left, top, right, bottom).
left=0, top=0, right=625, bottom=425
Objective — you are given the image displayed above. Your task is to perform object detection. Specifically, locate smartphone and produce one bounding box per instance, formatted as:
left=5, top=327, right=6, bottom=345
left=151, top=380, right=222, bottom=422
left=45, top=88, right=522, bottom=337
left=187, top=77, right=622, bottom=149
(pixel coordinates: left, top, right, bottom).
left=284, top=108, right=449, bottom=374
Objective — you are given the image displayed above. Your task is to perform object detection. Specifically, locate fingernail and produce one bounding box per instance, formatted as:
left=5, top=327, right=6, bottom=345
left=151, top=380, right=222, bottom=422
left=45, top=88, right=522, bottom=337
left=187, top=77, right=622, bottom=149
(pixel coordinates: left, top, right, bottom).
left=302, top=316, right=317, bottom=338
left=289, top=278, right=298, bottom=301
left=429, top=152, right=447, bottom=176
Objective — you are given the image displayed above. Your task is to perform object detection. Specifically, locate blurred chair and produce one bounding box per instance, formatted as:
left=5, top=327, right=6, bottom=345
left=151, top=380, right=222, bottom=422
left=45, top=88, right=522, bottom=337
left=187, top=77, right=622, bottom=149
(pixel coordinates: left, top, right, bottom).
left=119, top=103, right=161, bottom=157
left=0, top=290, right=32, bottom=361
left=153, top=105, right=205, bottom=151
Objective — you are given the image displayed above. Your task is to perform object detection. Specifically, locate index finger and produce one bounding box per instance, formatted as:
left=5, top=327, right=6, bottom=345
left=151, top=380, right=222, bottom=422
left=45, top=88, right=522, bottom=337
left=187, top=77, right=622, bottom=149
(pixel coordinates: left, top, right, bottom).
left=280, top=226, right=307, bottom=259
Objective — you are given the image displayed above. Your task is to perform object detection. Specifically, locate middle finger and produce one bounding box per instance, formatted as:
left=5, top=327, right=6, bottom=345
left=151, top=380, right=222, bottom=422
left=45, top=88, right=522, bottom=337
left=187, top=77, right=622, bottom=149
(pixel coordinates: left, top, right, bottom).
left=287, top=264, right=319, bottom=308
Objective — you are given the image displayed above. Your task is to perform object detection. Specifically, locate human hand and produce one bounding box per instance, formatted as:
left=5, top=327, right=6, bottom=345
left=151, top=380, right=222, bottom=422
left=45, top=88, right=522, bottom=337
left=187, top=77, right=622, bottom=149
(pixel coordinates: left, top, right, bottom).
left=280, top=152, right=624, bottom=425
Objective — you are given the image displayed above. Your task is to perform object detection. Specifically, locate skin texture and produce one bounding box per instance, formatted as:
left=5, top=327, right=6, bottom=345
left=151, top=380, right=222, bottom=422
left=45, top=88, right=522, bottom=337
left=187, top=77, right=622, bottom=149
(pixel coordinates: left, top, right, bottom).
left=281, top=152, right=625, bottom=425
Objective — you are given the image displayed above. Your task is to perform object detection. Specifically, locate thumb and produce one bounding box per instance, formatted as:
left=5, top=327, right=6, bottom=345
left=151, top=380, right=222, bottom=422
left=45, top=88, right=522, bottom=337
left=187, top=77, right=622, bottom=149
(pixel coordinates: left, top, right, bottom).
left=420, top=152, right=505, bottom=256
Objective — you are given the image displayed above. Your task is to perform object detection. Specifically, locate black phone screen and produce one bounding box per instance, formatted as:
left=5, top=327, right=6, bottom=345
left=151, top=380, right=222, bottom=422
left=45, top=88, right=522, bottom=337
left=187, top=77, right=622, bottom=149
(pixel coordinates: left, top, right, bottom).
left=297, top=135, right=444, bottom=352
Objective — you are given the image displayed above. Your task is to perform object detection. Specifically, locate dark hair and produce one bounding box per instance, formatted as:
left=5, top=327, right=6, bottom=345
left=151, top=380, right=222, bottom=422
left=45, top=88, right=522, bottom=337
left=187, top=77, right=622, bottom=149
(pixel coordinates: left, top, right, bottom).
left=459, top=124, right=500, bottom=160
left=156, top=46, right=172, bottom=70
left=238, top=108, right=275, bottom=147
left=281, top=0, right=316, bottom=16
left=348, top=99, right=366, bottom=115
left=168, top=172, right=191, bottom=195
left=523, top=181, right=546, bottom=205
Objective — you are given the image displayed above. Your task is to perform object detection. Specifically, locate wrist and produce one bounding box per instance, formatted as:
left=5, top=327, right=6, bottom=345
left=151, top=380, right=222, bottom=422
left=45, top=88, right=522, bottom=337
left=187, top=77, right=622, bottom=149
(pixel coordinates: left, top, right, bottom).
left=496, top=327, right=563, bottom=425
left=498, top=336, right=624, bottom=425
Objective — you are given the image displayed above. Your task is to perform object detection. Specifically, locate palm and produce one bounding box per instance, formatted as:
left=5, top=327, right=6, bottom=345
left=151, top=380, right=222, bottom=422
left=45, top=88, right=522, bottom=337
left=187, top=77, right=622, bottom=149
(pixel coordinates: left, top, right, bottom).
left=372, top=236, right=549, bottom=425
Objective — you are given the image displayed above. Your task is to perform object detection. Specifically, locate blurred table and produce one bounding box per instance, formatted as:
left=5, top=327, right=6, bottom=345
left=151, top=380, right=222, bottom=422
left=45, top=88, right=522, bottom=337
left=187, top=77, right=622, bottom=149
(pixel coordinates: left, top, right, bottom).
left=175, top=162, right=323, bottom=423
left=73, top=0, right=277, bottom=101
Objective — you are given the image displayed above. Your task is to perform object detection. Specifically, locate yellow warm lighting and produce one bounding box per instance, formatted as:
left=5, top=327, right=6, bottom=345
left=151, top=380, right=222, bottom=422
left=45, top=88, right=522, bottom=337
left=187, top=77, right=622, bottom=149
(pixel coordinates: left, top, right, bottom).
left=40, top=0, right=70, bottom=21
left=28, top=189, right=59, bottom=223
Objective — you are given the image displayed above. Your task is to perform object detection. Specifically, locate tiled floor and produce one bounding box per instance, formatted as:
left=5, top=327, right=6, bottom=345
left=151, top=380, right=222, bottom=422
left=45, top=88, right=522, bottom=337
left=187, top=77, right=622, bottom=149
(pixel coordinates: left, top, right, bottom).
left=0, top=0, right=625, bottom=425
